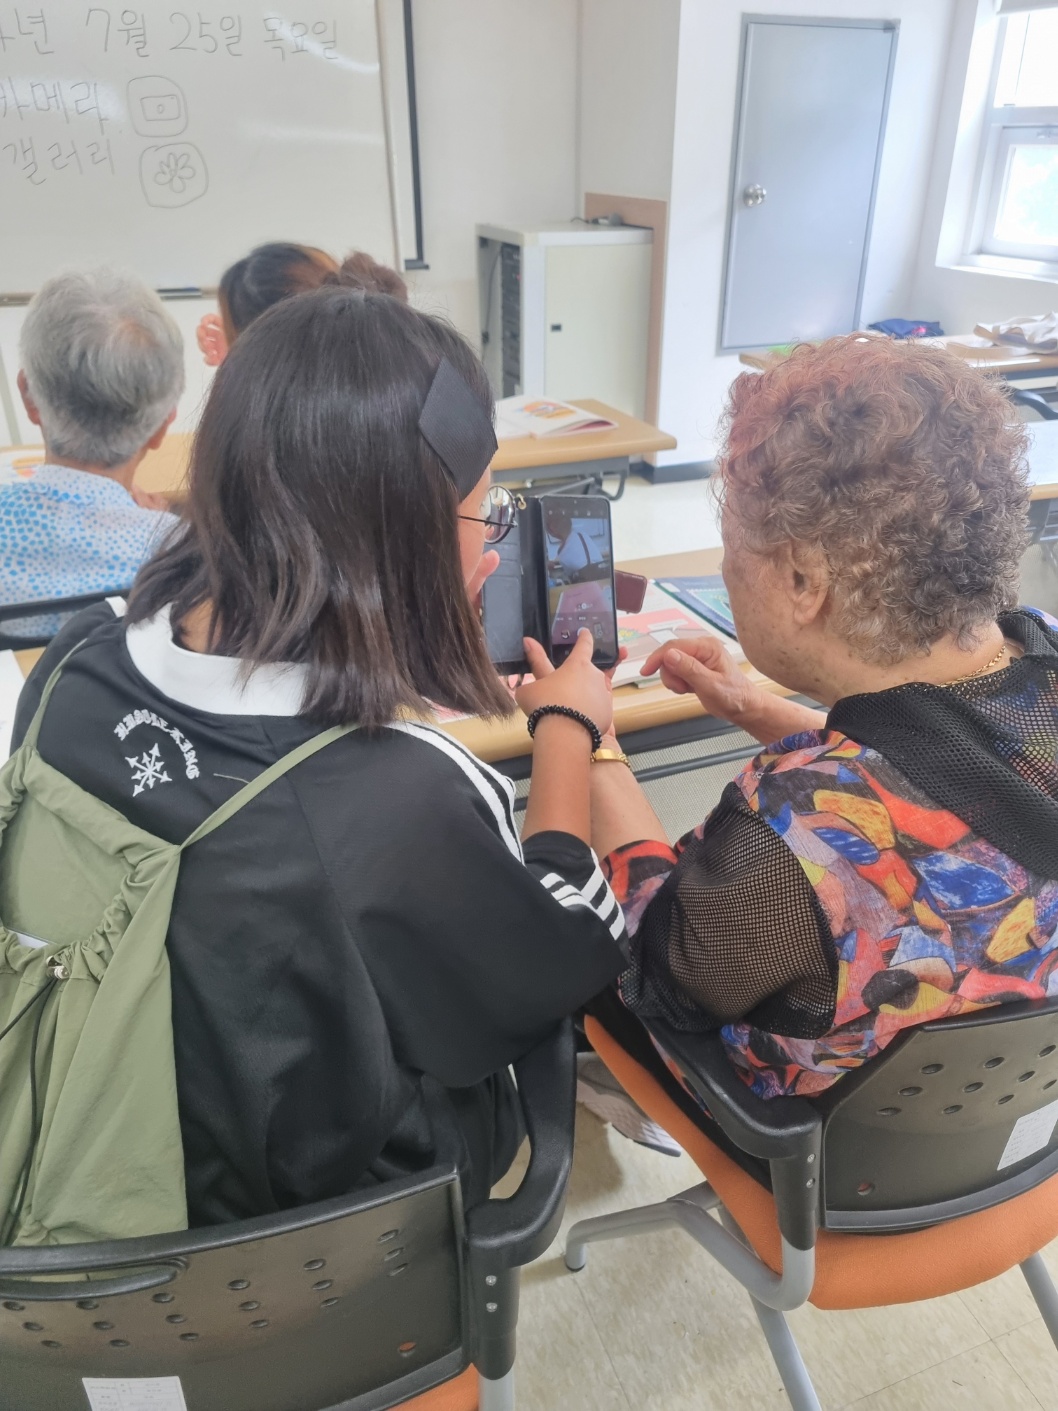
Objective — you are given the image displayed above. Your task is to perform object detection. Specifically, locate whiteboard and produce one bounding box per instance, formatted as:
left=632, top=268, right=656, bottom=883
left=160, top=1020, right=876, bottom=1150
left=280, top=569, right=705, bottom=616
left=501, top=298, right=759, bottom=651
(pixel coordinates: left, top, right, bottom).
left=0, top=1, right=405, bottom=292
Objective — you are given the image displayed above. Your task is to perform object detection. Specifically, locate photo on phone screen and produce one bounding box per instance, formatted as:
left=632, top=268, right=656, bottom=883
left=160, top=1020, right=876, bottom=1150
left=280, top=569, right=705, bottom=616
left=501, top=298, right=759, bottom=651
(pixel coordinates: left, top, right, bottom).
left=541, top=496, right=618, bottom=666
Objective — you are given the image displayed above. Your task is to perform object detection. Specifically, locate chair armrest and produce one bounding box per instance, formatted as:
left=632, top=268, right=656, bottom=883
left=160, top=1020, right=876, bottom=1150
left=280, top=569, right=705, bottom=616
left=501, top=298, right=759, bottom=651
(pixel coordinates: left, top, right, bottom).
left=465, top=1018, right=576, bottom=1270
left=649, top=1020, right=822, bottom=1251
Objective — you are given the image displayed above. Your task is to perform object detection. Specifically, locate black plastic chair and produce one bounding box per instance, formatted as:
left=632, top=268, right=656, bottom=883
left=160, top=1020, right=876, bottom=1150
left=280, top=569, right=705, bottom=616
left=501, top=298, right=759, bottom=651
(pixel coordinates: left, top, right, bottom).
left=568, top=1000, right=1058, bottom=1411
left=0, top=591, right=130, bottom=652
left=0, top=1021, right=576, bottom=1411
left=1011, top=387, right=1058, bottom=421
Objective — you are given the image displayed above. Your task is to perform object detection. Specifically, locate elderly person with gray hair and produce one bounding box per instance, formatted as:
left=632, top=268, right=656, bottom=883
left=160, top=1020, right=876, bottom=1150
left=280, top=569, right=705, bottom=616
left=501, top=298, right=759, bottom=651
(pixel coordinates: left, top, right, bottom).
left=0, top=268, right=183, bottom=638
left=553, top=335, right=1058, bottom=1134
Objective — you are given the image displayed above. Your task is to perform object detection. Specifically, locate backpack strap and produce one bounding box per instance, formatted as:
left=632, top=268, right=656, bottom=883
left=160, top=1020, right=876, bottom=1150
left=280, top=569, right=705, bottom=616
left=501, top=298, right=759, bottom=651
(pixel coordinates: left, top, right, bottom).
left=18, top=641, right=90, bottom=754
left=179, top=723, right=359, bottom=850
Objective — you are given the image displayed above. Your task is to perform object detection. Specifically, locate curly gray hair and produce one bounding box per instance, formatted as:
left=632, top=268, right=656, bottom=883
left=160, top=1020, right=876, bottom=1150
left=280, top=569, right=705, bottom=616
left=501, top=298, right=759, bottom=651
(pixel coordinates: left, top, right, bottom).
left=20, top=268, right=185, bottom=469
left=720, top=335, right=1031, bottom=663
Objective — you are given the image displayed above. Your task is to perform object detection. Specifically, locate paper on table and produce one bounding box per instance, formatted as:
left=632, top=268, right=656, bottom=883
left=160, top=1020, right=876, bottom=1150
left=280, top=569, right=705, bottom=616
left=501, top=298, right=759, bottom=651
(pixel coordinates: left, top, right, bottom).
left=82, top=1379, right=188, bottom=1411
left=0, top=649, right=25, bottom=760
left=997, top=1097, right=1058, bottom=1171
left=612, top=584, right=745, bottom=689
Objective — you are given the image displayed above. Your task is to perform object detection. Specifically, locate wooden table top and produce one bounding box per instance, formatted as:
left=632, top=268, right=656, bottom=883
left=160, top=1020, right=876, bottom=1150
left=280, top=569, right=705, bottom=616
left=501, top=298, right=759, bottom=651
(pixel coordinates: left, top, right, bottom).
left=739, top=334, right=1058, bottom=375
left=444, top=546, right=788, bottom=763
left=11, top=546, right=780, bottom=765
left=2, top=400, right=674, bottom=501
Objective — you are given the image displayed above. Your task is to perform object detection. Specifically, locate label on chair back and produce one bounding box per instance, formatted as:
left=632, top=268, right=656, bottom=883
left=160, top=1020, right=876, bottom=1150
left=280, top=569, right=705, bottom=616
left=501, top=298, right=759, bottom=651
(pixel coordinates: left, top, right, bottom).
left=82, top=1379, right=187, bottom=1411
left=998, top=1097, right=1058, bottom=1170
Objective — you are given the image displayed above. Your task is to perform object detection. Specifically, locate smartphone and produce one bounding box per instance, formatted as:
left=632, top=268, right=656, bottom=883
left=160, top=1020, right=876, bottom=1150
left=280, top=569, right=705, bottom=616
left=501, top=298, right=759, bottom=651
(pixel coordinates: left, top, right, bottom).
left=540, top=494, right=619, bottom=669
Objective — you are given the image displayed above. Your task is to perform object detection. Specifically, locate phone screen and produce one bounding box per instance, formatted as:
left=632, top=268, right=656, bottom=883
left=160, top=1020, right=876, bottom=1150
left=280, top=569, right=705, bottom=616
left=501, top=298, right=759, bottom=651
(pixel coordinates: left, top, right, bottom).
left=542, top=496, right=618, bottom=666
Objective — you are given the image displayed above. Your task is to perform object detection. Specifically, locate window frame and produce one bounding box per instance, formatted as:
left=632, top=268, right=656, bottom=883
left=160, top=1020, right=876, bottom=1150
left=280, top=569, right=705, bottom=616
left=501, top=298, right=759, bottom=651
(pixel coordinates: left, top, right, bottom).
left=970, top=13, right=1058, bottom=272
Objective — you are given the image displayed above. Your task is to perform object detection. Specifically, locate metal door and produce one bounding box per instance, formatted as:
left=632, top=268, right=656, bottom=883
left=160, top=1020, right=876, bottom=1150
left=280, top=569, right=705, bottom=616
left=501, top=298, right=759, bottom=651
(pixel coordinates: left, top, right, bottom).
left=720, top=17, right=897, bottom=352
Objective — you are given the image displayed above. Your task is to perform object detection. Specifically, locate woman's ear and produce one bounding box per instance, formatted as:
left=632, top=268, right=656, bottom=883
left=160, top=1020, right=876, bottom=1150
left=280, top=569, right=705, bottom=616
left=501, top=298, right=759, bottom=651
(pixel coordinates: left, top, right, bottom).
left=777, top=542, right=830, bottom=626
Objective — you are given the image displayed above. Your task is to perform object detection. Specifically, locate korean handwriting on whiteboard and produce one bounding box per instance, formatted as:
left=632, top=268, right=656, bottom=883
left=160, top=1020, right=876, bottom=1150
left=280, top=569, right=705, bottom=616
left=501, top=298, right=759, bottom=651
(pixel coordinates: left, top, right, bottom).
left=263, top=17, right=337, bottom=60
left=0, top=8, right=53, bottom=55
left=0, top=77, right=111, bottom=134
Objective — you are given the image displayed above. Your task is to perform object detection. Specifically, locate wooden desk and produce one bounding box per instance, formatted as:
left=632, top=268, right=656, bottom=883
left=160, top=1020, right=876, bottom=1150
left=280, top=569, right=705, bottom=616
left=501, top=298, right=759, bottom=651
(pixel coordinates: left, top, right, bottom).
left=5, top=400, right=677, bottom=503
left=739, top=335, right=1058, bottom=380
left=490, top=399, right=677, bottom=497
left=445, top=547, right=790, bottom=767
left=11, top=547, right=784, bottom=769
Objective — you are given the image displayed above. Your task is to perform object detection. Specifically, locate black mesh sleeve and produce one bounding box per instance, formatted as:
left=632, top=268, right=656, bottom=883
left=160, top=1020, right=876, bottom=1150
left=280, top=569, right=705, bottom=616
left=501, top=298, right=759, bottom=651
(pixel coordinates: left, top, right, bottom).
left=619, top=782, right=837, bottom=1039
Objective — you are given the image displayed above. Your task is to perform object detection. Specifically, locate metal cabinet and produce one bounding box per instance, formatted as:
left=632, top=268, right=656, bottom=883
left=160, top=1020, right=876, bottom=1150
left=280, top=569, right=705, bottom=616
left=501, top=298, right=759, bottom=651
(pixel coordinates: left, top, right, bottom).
left=720, top=16, right=898, bottom=352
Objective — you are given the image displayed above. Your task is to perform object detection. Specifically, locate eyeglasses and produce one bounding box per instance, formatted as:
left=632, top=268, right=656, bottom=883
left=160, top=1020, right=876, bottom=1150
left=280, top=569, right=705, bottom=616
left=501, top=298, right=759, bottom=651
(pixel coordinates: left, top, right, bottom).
left=458, top=483, right=516, bottom=544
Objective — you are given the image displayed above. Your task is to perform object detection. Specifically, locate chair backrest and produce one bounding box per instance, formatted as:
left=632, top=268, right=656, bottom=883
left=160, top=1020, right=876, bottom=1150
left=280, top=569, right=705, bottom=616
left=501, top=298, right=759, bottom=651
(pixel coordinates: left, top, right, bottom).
left=818, top=996, right=1058, bottom=1231
left=0, top=591, right=128, bottom=651
left=0, top=1166, right=469, bottom=1411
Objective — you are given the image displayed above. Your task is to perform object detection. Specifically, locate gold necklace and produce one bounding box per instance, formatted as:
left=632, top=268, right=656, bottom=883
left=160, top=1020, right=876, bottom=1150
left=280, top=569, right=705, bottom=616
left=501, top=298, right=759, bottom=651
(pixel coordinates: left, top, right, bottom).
left=940, top=644, right=1008, bottom=688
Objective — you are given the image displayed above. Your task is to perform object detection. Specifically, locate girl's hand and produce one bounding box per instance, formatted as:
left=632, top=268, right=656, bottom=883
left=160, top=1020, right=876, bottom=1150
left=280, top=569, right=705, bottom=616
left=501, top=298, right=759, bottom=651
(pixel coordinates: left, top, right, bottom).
left=515, top=630, right=616, bottom=740
left=466, top=549, right=500, bottom=609
left=641, top=634, right=761, bottom=725
left=196, top=314, right=228, bottom=368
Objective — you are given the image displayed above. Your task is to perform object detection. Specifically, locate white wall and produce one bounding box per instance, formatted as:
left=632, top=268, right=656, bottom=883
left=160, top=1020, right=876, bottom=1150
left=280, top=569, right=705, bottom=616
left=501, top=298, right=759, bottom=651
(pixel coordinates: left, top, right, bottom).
left=408, top=0, right=580, bottom=337
left=648, top=0, right=958, bottom=468
left=2, top=0, right=581, bottom=444
left=578, top=0, right=680, bottom=203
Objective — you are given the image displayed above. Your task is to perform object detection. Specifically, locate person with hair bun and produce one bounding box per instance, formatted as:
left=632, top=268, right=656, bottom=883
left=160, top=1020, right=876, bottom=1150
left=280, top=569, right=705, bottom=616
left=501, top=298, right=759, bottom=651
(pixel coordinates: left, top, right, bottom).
left=196, top=243, right=408, bottom=366
left=558, top=334, right=1058, bottom=1109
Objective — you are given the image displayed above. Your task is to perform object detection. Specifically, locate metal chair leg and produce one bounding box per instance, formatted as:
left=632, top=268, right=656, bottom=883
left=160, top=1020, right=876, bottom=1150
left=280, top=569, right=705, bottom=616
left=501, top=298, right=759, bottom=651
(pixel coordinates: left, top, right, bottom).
left=1021, top=1252, right=1058, bottom=1350
left=478, top=1367, right=515, bottom=1411
left=749, top=1297, right=822, bottom=1411
left=565, top=1184, right=722, bottom=1271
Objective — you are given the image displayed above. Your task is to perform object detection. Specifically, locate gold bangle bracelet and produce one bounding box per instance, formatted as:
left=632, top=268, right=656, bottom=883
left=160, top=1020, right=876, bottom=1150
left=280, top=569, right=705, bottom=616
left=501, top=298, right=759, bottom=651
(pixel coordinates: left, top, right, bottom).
left=591, top=747, right=633, bottom=769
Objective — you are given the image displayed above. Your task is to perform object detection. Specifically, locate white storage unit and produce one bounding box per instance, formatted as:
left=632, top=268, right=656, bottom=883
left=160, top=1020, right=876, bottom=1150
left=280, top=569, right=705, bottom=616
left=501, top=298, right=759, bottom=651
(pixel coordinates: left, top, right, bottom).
left=476, top=222, right=653, bottom=419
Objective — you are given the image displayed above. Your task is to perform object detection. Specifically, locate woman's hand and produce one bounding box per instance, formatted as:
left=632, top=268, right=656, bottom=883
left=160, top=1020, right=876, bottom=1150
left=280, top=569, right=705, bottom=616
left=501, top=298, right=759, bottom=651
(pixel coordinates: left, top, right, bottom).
left=641, top=634, right=762, bottom=725
left=642, top=634, right=829, bottom=744
left=196, top=314, right=228, bottom=368
left=516, top=630, right=616, bottom=740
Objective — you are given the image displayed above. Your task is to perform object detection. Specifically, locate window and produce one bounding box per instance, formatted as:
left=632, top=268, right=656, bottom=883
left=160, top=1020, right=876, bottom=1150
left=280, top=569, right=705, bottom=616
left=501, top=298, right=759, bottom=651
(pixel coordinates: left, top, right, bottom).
left=978, top=10, right=1058, bottom=265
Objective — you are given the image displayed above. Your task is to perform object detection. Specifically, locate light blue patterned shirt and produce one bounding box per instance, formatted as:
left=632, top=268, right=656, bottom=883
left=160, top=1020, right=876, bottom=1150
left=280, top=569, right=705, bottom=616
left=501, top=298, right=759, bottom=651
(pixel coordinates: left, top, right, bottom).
left=0, top=464, right=176, bottom=639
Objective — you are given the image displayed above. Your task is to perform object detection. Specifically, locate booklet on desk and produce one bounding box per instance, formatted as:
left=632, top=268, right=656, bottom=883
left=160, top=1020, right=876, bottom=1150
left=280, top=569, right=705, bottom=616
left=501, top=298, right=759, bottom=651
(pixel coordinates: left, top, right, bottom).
left=612, top=584, right=745, bottom=688
left=495, top=397, right=618, bottom=440
left=656, top=574, right=739, bottom=641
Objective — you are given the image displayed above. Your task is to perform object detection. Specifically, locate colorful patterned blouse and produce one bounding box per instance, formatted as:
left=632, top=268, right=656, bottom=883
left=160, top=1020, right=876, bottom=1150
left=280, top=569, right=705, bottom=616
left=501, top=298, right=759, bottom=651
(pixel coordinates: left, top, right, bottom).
left=607, top=608, right=1058, bottom=1099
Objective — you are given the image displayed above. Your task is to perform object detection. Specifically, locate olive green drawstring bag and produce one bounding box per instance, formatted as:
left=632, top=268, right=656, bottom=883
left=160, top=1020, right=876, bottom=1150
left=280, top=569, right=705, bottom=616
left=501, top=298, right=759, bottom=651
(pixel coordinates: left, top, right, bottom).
left=0, top=649, right=355, bottom=1246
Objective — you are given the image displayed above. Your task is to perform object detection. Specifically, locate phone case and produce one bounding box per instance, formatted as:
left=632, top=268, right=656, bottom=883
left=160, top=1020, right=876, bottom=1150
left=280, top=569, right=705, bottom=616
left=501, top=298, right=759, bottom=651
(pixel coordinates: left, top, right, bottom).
left=482, top=495, right=619, bottom=674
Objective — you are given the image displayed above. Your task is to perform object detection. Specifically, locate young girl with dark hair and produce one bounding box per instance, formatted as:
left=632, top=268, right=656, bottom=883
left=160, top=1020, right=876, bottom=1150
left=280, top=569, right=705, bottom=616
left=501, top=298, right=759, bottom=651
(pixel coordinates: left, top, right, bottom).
left=14, top=288, right=626, bottom=1223
left=196, top=242, right=409, bottom=366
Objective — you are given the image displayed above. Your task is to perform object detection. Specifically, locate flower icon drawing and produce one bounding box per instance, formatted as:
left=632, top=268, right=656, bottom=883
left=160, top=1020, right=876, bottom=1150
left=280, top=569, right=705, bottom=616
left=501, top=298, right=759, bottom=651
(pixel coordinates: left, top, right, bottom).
left=154, top=149, right=196, bottom=194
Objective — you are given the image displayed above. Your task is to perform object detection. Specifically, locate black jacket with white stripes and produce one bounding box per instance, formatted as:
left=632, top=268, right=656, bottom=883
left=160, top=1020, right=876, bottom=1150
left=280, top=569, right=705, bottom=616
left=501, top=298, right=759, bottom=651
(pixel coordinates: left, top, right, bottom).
left=13, top=604, right=628, bottom=1225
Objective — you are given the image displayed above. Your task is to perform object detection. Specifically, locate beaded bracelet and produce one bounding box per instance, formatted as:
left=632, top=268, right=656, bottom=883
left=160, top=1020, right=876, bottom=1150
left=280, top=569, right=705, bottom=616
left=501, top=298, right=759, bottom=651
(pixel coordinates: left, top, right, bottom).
left=525, top=705, right=603, bottom=753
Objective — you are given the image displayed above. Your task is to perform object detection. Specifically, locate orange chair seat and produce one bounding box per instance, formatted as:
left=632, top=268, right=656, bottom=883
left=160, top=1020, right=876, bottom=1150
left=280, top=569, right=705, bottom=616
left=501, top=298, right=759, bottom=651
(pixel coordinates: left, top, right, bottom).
left=586, top=1015, right=1058, bottom=1311
left=402, top=1364, right=477, bottom=1410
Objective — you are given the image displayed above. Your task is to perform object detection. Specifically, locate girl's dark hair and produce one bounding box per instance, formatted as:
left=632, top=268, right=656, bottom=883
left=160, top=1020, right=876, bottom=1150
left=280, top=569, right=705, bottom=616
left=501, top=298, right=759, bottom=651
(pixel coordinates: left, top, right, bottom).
left=128, top=287, right=512, bottom=727
left=338, top=250, right=409, bottom=302
left=217, top=243, right=338, bottom=342
left=217, top=244, right=409, bottom=344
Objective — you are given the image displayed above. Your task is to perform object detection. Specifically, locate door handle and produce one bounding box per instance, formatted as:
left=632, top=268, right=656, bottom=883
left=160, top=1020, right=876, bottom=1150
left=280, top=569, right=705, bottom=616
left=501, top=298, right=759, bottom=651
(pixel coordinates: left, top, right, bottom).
left=742, top=184, right=767, bottom=207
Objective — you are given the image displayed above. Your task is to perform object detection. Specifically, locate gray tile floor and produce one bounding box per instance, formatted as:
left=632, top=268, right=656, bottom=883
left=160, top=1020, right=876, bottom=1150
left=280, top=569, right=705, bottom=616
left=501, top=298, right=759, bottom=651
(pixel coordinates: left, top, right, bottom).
left=498, top=1112, right=1058, bottom=1410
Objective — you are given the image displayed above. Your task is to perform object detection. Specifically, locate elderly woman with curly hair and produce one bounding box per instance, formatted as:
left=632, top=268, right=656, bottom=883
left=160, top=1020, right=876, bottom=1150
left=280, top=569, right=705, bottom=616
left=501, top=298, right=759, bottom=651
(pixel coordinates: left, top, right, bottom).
left=548, top=334, right=1058, bottom=1106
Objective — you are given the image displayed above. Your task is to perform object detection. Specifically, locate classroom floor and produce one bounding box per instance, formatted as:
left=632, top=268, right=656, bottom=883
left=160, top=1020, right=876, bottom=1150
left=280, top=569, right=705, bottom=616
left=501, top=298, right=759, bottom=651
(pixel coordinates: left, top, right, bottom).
left=497, top=1110, right=1058, bottom=1410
